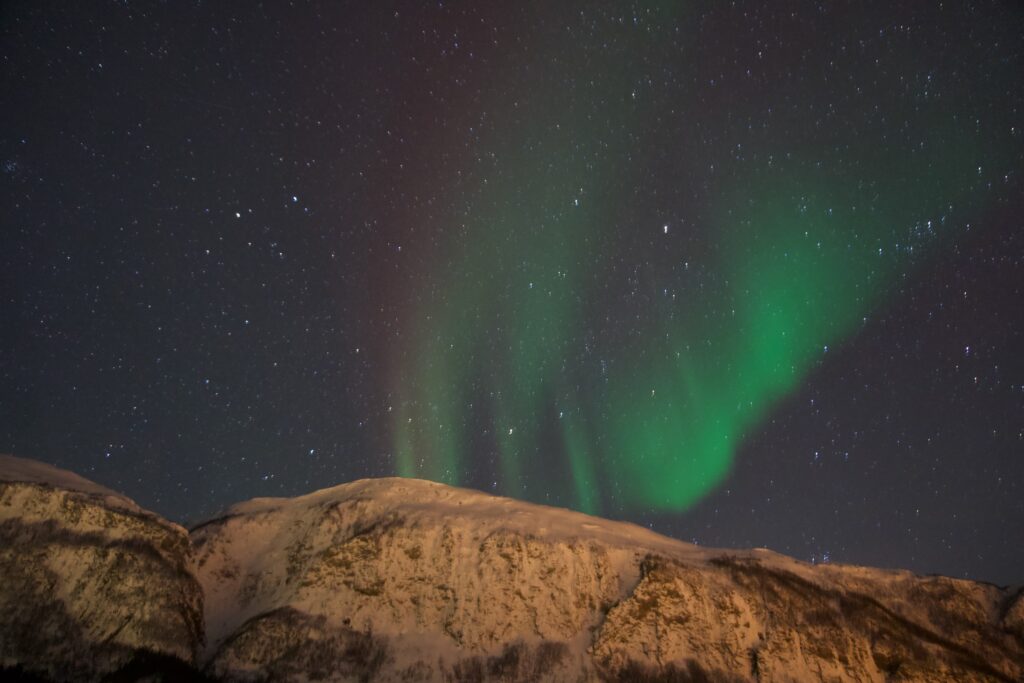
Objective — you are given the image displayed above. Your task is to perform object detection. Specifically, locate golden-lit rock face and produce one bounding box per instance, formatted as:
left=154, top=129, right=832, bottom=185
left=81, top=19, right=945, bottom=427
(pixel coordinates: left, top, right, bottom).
left=0, top=476, right=203, bottom=681
left=595, top=556, right=1023, bottom=682
left=1, top=455, right=1021, bottom=682
left=192, top=476, right=1024, bottom=682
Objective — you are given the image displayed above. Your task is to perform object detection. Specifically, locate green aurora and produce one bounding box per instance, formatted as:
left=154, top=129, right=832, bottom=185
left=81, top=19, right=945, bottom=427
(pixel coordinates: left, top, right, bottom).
left=387, top=8, right=1007, bottom=515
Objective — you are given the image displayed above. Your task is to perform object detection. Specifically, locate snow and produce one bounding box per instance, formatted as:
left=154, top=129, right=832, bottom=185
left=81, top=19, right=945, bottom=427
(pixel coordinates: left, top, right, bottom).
left=213, top=476, right=709, bottom=558
left=0, top=453, right=141, bottom=513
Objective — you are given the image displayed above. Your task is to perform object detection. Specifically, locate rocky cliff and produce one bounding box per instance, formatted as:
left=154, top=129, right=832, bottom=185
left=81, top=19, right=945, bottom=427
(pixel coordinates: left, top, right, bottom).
left=0, top=457, right=1021, bottom=682
left=192, top=477, right=1024, bottom=682
left=0, top=455, right=204, bottom=681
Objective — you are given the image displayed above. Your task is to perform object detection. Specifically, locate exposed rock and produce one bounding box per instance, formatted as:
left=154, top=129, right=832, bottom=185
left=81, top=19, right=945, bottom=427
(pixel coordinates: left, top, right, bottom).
left=1, top=457, right=1021, bottom=682
left=1001, top=586, right=1024, bottom=640
left=192, top=477, right=1024, bottom=682
left=207, top=607, right=391, bottom=683
left=593, top=555, right=1021, bottom=681
left=192, top=477, right=642, bottom=681
left=0, top=455, right=204, bottom=681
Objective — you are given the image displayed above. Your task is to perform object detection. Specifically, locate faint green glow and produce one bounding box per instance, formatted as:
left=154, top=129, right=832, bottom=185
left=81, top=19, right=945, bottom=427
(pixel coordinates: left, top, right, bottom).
left=391, top=137, right=594, bottom=497
left=562, top=414, right=599, bottom=515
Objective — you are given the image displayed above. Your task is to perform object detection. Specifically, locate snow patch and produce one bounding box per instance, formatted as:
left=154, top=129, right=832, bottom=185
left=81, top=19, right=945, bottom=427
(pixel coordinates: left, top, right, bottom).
left=0, top=453, right=141, bottom=512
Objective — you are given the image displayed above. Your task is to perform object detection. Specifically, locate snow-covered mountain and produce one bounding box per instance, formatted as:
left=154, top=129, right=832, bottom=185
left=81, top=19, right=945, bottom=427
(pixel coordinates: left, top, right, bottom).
left=0, top=454, right=203, bottom=681
left=192, top=476, right=1024, bottom=682
left=2, top=455, right=1022, bottom=681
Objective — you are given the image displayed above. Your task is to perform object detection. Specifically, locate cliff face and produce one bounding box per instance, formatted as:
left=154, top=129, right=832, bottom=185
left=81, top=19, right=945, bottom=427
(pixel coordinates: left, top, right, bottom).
left=191, top=478, right=652, bottom=681
left=0, top=455, right=204, bottom=681
left=1, top=457, right=1021, bottom=682
left=593, top=556, right=1022, bottom=682
left=192, top=477, right=1024, bottom=682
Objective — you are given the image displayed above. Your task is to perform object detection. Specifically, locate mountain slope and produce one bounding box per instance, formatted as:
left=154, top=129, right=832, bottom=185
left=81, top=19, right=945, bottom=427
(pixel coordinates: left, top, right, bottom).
left=0, top=456, right=1019, bottom=681
left=0, top=455, right=204, bottom=681
left=191, top=477, right=1024, bottom=682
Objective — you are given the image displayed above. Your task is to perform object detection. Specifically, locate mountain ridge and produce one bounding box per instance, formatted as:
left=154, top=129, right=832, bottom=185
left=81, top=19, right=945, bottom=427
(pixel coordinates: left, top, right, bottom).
left=1, top=453, right=1021, bottom=682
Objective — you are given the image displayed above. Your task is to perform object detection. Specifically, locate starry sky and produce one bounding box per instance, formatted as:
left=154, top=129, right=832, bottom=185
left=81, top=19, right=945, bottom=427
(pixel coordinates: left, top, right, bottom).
left=2, top=2, right=1022, bottom=584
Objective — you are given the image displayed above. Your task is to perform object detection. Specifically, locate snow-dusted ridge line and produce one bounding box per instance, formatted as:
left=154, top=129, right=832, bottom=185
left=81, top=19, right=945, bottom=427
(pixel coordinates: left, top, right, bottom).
left=198, top=475, right=716, bottom=557
left=2, top=454, right=1021, bottom=681
left=0, top=453, right=131, bottom=501
left=0, top=451, right=1014, bottom=603
left=192, top=475, right=939, bottom=591
left=0, top=453, right=191, bottom=533
left=0, top=455, right=995, bottom=590
left=0, top=452, right=149, bottom=514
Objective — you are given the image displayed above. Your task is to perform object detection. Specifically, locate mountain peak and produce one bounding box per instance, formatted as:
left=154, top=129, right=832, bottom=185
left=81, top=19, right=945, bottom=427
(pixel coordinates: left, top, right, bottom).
left=210, top=475, right=703, bottom=560
left=2, top=457, right=1022, bottom=681
left=0, top=453, right=142, bottom=513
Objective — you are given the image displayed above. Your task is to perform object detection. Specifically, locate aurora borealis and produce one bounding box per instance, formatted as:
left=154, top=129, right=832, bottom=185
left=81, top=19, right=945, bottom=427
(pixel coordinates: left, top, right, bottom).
left=2, top=2, right=1022, bottom=584
left=385, top=4, right=1011, bottom=514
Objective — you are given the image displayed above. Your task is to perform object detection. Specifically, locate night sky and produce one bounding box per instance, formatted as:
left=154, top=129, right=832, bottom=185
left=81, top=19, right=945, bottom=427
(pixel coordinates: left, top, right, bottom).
left=3, top=2, right=1022, bottom=584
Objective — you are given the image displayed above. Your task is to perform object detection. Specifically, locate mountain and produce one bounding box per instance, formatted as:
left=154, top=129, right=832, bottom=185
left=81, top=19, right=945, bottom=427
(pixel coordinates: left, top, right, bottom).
left=191, top=477, right=1024, bottom=682
left=1, top=455, right=1022, bottom=681
left=0, top=454, right=204, bottom=681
